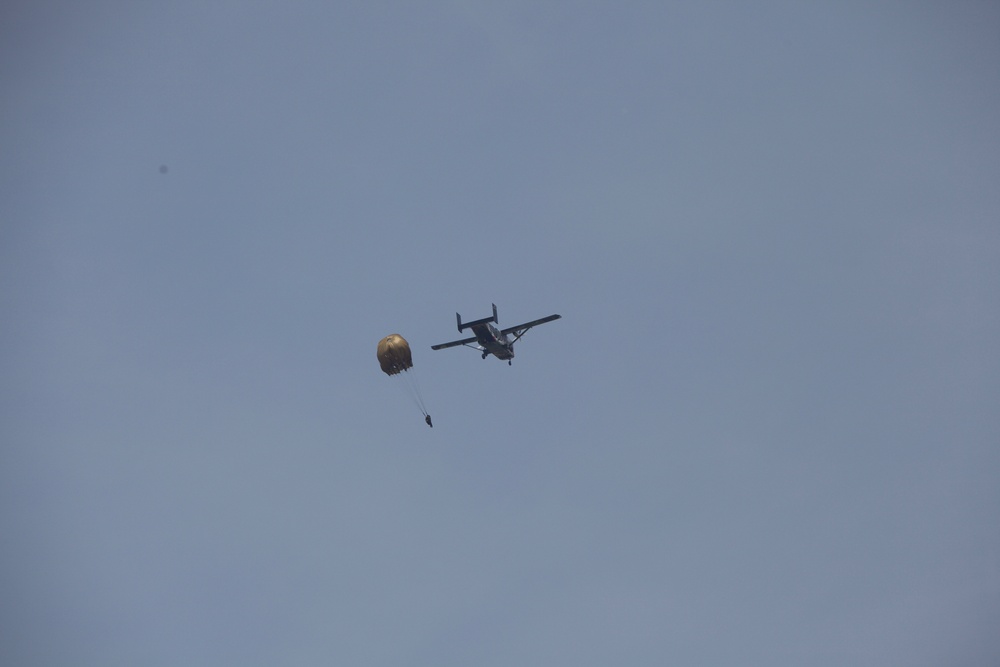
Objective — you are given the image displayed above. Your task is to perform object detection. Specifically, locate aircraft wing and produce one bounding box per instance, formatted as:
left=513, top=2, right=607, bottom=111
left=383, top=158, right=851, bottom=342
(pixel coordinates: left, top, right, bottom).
left=500, top=314, right=561, bottom=337
left=431, top=335, right=478, bottom=350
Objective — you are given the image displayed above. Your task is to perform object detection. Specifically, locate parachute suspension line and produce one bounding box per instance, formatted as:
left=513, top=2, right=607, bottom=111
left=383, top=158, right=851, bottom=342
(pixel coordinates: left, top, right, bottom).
left=401, top=369, right=429, bottom=418
left=391, top=374, right=425, bottom=417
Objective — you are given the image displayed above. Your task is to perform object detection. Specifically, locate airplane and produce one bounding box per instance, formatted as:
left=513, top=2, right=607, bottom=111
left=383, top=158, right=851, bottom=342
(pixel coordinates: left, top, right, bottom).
left=431, top=303, right=561, bottom=365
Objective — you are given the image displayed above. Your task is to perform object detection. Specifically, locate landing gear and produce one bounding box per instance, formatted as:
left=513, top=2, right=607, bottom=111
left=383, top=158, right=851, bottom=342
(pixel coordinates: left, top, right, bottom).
left=482, top=351, right=488, bottom=359
left=508, top=360, right=512, bottom=366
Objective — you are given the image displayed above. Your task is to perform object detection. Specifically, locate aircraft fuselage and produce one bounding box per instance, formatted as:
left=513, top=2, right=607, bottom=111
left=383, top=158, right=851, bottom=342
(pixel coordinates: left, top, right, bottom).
left=469, top=323, right=514, bottom=360
left=431, top=303, right=560, bottom=365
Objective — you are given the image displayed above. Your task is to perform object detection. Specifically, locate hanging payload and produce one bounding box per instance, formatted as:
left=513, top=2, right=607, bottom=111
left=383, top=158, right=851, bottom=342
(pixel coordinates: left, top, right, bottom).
left=376, top=334, right=431, bottom=426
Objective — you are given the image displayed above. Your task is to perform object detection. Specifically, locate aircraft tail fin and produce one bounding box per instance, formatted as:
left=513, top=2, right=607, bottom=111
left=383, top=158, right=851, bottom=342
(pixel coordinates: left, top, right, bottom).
left=457, top=303, right=499, bottom=332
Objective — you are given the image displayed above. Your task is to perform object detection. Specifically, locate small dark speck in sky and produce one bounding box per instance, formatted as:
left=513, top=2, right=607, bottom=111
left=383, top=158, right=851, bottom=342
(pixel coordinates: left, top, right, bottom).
left=159, top=165, right=168, bottom=174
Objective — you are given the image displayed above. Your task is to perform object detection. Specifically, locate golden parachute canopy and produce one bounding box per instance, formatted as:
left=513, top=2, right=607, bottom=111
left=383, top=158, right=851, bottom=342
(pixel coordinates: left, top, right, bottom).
left=376, top=334, right=414, bottom=376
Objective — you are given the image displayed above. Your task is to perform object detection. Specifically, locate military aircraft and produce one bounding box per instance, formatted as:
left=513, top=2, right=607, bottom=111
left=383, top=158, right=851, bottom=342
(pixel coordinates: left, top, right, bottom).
left=431, top=304, right=561, bottom=365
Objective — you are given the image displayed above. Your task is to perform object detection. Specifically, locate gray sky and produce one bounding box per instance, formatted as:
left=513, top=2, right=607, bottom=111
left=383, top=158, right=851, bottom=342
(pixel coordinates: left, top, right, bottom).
left=2, top=2, right=998, bottom=665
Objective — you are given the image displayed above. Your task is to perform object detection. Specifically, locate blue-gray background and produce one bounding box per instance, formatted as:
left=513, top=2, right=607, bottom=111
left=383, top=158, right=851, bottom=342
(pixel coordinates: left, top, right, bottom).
left=2, top=2, right=998, bottom=665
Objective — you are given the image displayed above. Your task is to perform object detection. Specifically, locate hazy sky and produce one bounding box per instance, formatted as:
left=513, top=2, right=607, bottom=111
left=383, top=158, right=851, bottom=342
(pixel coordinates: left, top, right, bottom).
left=2, top=2, right=998, bottom=665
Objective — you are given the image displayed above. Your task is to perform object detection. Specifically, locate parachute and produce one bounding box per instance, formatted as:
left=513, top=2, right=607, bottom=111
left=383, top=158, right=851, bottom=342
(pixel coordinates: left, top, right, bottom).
left=376, top=334, right=413, bottom=376
left=377, top=334, right=431, bottom=426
